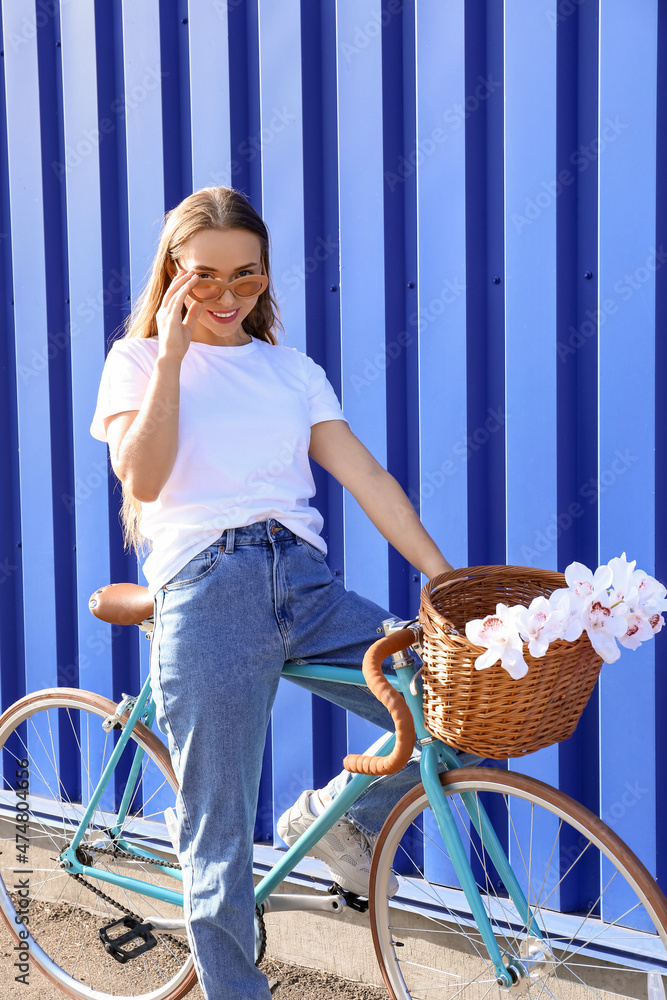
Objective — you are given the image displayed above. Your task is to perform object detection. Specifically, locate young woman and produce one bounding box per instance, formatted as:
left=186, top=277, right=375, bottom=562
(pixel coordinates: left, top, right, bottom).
left=90, top=186, right=459, bottom=1000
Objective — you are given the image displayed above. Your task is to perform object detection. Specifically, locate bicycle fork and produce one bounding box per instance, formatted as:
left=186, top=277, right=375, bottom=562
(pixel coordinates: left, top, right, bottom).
left=391, top=646, right=546, bottom=989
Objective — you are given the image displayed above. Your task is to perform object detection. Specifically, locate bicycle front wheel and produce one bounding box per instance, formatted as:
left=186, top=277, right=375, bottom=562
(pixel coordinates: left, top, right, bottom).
left=370, top=766, right=667, bottom=999
left=0, top=688, right=196, bottom=1000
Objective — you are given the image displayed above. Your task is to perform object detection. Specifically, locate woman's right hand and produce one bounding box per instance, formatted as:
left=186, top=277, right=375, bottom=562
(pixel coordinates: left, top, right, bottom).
left=155, top=268, right=205, bottom=362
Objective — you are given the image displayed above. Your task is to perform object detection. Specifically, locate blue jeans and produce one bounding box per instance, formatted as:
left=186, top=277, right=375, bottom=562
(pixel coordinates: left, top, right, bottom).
left=150, top=518, right=477, bottom=999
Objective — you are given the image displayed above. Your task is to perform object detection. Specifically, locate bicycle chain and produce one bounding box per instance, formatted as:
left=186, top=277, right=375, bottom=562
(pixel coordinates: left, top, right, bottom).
left=90, top=843, right=182, bottom=870
left=70, top=870, right=144, bottom=922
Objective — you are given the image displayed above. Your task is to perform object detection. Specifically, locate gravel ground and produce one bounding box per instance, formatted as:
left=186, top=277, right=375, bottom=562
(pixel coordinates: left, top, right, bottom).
left=260, top=956, right=387, bottom=998
left=0, top=901, right=388, bottom=999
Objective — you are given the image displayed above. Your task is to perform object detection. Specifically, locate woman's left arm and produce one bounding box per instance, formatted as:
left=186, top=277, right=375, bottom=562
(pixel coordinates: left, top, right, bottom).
left=309, top=420, right=454, bottom=580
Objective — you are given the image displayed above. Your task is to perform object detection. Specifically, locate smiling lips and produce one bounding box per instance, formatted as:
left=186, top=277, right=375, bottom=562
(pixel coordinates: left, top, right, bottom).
left=208, top=308, right=239, bottom=324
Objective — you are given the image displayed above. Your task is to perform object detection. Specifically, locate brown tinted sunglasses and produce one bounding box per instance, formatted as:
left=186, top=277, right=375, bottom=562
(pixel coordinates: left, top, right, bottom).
left=185, top=270, right=268, bottom=303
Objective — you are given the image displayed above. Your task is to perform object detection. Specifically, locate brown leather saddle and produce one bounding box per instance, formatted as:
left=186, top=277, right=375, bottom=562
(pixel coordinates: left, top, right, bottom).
left=88, top=583, right=154, bottom=626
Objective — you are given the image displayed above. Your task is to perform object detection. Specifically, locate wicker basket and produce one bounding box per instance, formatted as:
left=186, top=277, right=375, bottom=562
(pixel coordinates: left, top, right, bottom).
left=418, top=565, right=604, bottom=759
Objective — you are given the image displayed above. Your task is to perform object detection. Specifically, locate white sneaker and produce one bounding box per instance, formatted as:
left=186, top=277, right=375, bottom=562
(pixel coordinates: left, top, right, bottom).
left=276, top=790, right=398, bottom=898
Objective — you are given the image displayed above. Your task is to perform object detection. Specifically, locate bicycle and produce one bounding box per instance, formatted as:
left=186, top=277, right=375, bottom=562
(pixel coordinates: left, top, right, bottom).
left=0, top=576, right=666, bottom=1000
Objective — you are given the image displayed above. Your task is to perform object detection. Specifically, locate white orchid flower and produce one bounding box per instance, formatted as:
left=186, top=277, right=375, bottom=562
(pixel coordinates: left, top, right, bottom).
left=607, top=552, right=637, bottom=605
left=564, top=560, right=613, bottom=601
left=514, top=596, right=558, bottom=658
left=605, top=553, right=667, bottom=615
left=547, top=589, right=585, bottom=642
left=580, top=594, right=628, bottom=663
left=617, top=609, right=659, bottom=651
left=633, top=573, right=667, bottom=614
left=465, top=603, right=529, bottom=679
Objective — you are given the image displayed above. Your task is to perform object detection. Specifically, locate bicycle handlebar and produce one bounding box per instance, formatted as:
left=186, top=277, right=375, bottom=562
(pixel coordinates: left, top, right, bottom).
left=343, top=628, right=417, bottom=777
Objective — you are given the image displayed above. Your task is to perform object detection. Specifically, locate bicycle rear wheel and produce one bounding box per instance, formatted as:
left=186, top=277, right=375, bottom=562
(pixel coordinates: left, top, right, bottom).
left=0, top=688, right=196, bottom=1000
left=370, top=767, right=667, bottom=999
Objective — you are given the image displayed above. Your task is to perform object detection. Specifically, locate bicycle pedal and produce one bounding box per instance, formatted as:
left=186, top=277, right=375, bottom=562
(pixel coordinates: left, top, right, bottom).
left=327, top=882, right=369, bottom=913
left=99, top=916, right=157, bottom=964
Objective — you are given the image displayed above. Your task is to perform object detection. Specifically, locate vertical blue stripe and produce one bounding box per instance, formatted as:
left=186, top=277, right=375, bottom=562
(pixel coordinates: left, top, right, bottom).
left=301, top=0, right=343, bottom=566
left=503, top=1, right=560, bottom=821
left=228, top=0, right=261, bottom=207
left=414, top=0, right=468, bottom=888
left=188, top=0, right=231, bottom=190
left=300, top=0, right=349, bottom=787
left=2, top=2, right=58, bottom=699
left=555, top=0, right=600, bottom=828
left=256, top=0, right=316, bottom=839
left=597, top=1, right=658, bottom=919
left=415, top=0, right=468, bottom=572
left=503, top=1, right=558, bottom=571
left=396, top=1, right=422, bottom=621
left=335, top=0, right=391, bottom=755
left=60, top=0, right=113, bottom=699
left=58, top=0, right=122, bottom=817
left=482, top=0, right=507, bottom=568
left=654, top=0, right=667, bottom=892
left=117, top=0, right=166, bottom=729
left=382, top=0, right=419, bottom=621
left=464, top=3, right=506, bottom=569
left=0, top=10, right=25, bottom=725
left=95, top=0, right=141, bottom=714
left=160, top=0, right=192, bottom=208
left=336, top=0, right=388, bottom=611
left=555, top=0, right=599, bottom=579
left=39, top=0, right=78, bottom=697
left=258, top=0, right=306, bottom=350
left=121, top=0, right=165, bottom=301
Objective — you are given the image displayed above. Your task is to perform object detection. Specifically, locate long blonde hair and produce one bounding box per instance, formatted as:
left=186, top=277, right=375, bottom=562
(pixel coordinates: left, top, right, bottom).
left=113, top=186, right=284, bottom=560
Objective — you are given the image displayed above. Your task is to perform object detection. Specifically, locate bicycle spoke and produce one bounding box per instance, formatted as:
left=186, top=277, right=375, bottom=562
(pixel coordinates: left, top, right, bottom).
left=394, top=835, right=498, bottom=972
left=459, top=791, right=524, bottom=957
left=371, top=770, right=667, bottom=1000
left=399, top=819, right=505, bottom=960
left=0, top=695, right=192, bottom=999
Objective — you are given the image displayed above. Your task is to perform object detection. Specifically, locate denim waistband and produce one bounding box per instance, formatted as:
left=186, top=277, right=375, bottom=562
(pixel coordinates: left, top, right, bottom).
left=211, top=519, right=300, bottom=554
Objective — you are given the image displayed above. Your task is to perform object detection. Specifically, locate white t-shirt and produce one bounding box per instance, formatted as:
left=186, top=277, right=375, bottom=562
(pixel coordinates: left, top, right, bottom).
left=90, top=335, right=349, bottom=599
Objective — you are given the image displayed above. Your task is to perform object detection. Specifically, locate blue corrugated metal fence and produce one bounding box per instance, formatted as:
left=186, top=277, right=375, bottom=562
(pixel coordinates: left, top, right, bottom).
left=0, top=0, right=664, bottom=907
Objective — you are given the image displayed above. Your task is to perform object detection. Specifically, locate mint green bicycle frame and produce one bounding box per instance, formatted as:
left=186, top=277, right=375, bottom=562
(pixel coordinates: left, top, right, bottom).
left=59, top=655, right=543, bottom=987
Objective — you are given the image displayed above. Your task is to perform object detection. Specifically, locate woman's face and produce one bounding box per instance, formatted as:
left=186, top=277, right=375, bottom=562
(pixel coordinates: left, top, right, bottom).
left=171, top=228, right=264, bottom=346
